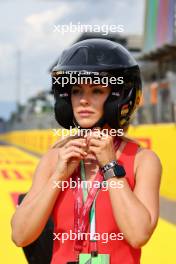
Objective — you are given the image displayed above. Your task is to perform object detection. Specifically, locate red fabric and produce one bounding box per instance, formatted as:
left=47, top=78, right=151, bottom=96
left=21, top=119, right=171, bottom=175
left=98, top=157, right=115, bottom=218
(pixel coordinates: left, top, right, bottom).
left=50, top=140, right=141, bottom=264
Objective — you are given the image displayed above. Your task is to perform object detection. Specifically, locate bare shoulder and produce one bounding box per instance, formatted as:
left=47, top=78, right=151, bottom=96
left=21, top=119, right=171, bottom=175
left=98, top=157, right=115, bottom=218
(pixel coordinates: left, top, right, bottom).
left=122, top=136, right=162, bottom=177
left=19, top=147, right=60, bottom=205
left=39, top=147, right=59, bottom=174
left=134, top=146, right=162, bottom=189
left=135, top=147, right=162, bottom=170
left=30, top=146, right=60, bottom=186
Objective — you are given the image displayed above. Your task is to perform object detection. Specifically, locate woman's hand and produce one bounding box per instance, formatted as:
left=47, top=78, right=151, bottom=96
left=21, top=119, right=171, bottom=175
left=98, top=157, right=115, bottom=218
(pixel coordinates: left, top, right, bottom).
left=54, top=137, right=87, bottom=180
left=86, top=129, right=117, bottom=167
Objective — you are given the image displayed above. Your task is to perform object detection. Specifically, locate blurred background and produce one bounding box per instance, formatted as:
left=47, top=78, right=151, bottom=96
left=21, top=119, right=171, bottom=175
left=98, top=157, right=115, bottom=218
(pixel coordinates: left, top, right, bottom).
left=0, top=0, right=176, bottom=263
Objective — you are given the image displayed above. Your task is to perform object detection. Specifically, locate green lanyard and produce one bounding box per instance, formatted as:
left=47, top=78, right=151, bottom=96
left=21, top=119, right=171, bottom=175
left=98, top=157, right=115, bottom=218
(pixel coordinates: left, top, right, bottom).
left=80, top=160, right=97, bottom=241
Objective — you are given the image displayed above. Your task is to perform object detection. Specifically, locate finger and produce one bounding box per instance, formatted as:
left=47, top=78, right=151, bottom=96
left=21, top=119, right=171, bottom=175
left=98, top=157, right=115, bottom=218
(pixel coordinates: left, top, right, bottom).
left=90, top=129, right=101, bottom=138
left=88, top=137, right=102, bottom=147
left=65, top=141, right=87, bottom=149
left=92, top=127, right=101, bottom=136
left=88, top=145, right=99, bottom=155
left=65, top=151, right=84, bottom=161
left=65, top=146, right=87, bottom=156
left=85, top=129, right=101, bottom=144
left=65, top=138, right=87, bottom=148
left=101, top=135, right=108, bottom=140
left=68, top=137, right=87, bottom=144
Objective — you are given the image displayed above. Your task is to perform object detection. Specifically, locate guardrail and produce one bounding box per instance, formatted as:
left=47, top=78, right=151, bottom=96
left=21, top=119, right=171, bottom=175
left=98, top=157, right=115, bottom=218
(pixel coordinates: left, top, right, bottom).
left=0, top=124, right=176, bottom=199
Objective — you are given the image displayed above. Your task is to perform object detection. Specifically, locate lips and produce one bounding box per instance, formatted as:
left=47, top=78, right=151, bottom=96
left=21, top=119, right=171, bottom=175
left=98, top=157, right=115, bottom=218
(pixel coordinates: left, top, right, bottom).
left=78, top=109, right=94, bottom=114
left=78, top=111, right=94, bottom=114
left=78, top=110, right=94, bottom=116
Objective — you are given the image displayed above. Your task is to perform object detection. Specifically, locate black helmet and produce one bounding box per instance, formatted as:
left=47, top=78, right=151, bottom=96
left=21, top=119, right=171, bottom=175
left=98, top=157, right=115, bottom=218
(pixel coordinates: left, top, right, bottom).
left=51, top=38, right=142, bottom=129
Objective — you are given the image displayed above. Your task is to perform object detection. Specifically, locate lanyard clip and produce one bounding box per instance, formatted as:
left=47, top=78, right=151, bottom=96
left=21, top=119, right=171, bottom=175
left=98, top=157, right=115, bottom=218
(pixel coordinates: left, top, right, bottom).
left=91, top=250, right=98, bottom=257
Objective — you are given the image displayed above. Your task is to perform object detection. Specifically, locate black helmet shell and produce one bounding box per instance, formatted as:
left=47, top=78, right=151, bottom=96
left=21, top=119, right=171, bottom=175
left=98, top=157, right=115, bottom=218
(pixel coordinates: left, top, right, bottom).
left=52, top=38, right=142, bottom=129
left=52, top=38, right=137, bottom=71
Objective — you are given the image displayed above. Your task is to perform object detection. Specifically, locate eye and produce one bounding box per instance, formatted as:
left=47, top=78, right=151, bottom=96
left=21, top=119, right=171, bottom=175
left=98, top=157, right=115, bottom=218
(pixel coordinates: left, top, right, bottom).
left=71, top=89, right=79, bottom=94
left=92, top=88, right=104, bottom=94
left=71, top=86, right=81, bottom=95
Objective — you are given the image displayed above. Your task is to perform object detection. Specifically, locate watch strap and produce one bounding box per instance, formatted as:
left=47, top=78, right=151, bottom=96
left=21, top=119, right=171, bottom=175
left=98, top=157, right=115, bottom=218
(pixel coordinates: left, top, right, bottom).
left=101, top=161, right=126, bottom=180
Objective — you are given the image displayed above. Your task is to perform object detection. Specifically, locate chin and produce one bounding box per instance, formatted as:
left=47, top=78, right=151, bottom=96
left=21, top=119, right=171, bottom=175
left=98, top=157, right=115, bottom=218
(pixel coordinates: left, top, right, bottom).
left=75, top=118, right=99, bottom=128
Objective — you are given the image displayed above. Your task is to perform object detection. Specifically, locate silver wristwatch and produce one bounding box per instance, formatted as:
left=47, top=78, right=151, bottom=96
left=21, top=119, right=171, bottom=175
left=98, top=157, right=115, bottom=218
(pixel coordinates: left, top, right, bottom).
left=101, top=160, right=126, bottom=180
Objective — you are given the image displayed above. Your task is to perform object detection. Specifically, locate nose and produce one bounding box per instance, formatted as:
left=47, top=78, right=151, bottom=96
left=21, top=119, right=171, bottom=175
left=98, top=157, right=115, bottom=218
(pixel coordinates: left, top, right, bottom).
left=79, top=92, right=90, bottom=105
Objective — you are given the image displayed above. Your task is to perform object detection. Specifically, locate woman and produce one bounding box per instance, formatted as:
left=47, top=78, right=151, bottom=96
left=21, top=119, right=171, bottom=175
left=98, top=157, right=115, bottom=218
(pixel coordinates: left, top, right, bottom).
left=11, top=39, right=162, bottom=264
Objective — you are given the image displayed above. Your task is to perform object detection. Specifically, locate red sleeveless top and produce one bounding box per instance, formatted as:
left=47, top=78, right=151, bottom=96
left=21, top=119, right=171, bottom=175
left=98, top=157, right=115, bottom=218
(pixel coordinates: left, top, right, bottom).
left=50, top=140, right=141, bottom=264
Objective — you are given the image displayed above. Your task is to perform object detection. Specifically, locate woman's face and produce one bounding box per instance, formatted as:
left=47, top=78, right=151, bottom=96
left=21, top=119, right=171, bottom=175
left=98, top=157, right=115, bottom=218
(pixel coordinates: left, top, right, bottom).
left=71, top=84, right=111, bottom=128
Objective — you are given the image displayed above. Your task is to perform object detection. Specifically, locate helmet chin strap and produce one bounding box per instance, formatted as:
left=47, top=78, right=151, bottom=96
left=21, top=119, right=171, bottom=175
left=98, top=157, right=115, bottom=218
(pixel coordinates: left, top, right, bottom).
left=73, top=116, right=106, bottom=130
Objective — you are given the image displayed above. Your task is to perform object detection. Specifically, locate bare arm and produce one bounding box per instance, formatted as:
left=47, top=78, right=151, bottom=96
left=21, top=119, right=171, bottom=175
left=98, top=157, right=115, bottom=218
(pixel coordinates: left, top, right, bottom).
left=11, top=137, right=87, bottom=247
left=107, top=149, right=162, bottom=248
left=11, top=149, right=63, bottom=247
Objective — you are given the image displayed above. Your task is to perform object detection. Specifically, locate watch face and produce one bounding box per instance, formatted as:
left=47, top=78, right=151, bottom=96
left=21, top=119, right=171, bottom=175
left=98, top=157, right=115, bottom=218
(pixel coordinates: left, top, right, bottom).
left=104, top=165, right=126, bottom=180
left=104, top=169, right=115, bottom=180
